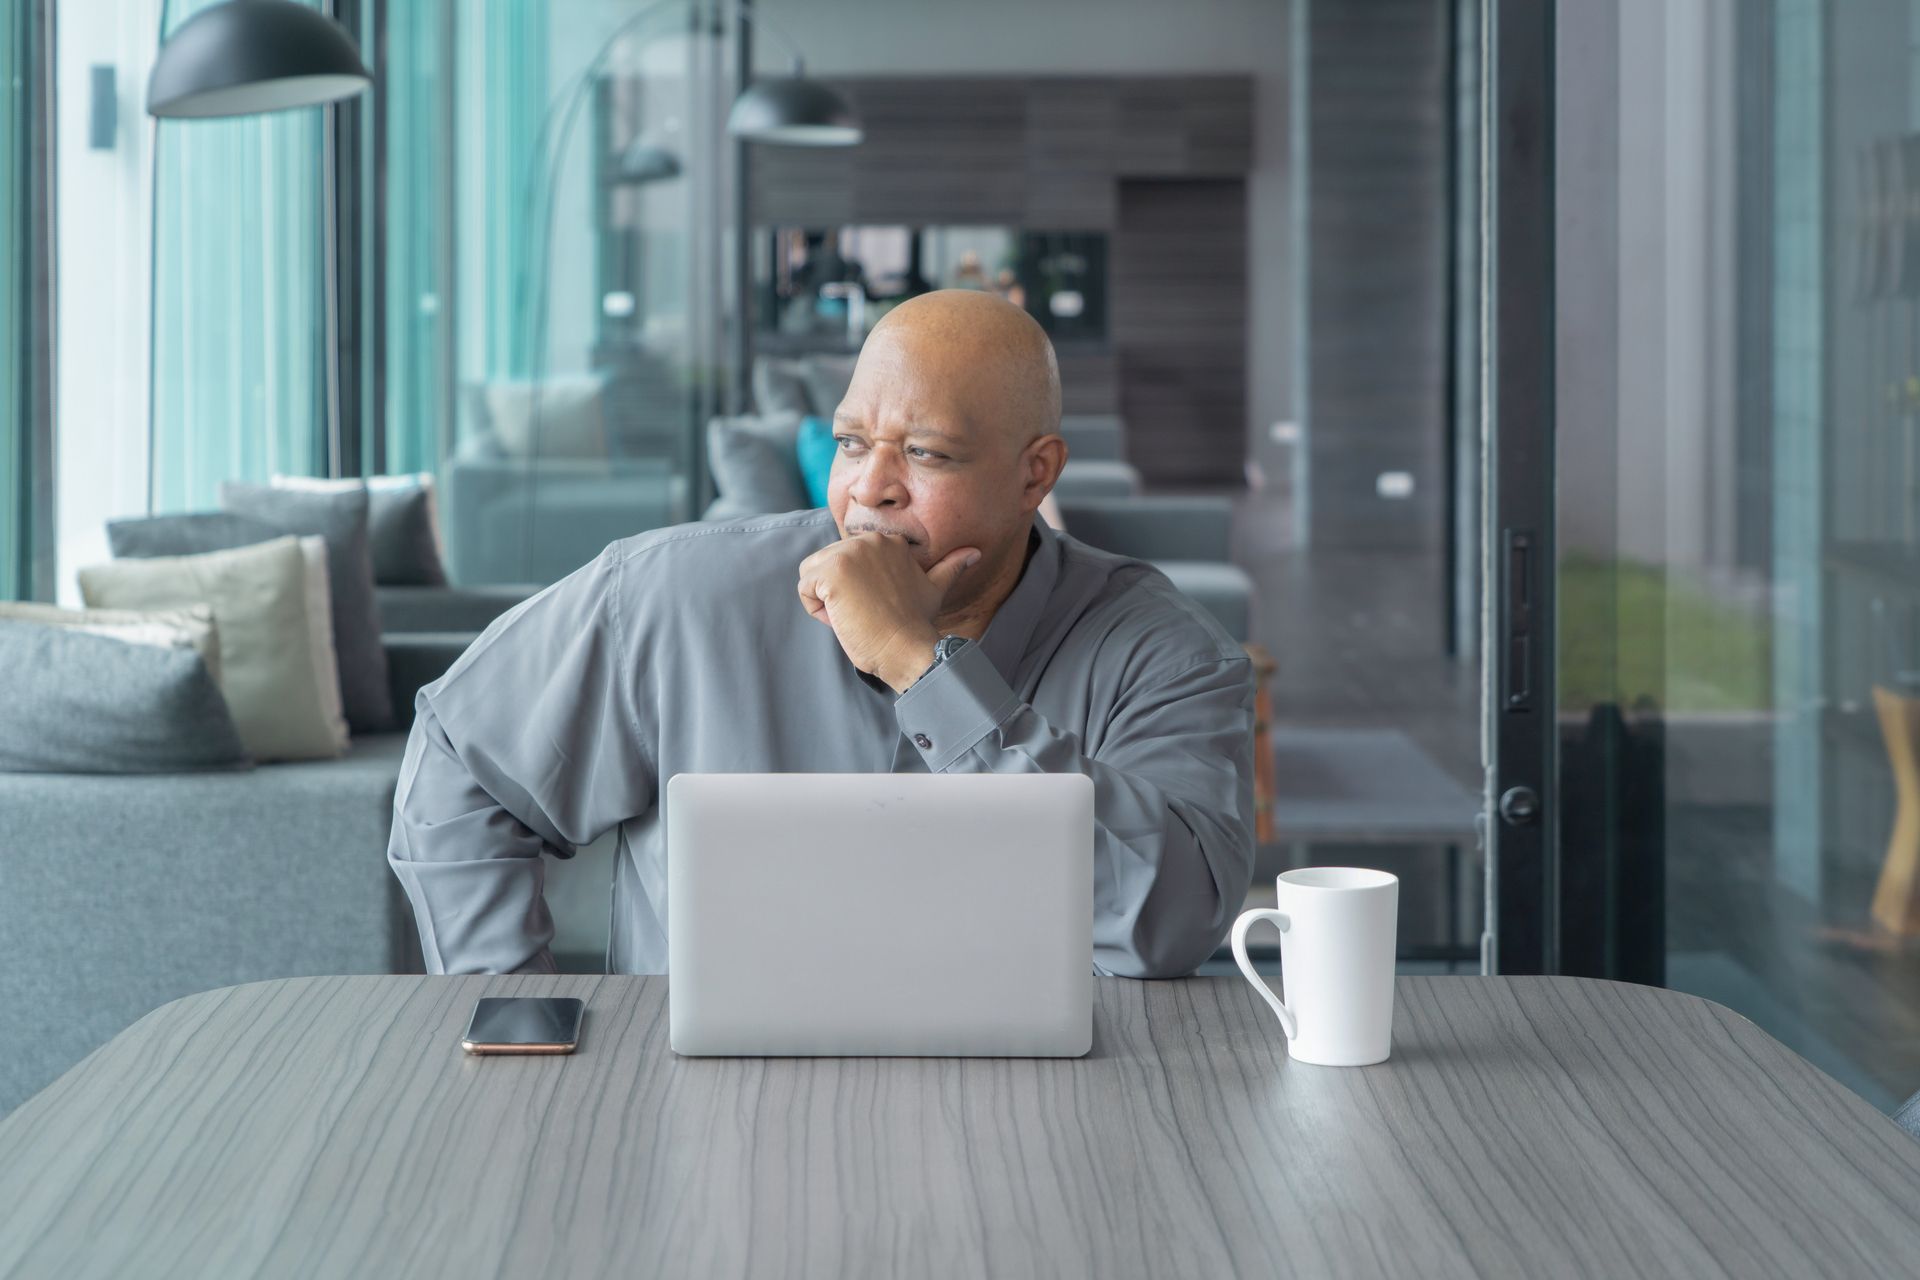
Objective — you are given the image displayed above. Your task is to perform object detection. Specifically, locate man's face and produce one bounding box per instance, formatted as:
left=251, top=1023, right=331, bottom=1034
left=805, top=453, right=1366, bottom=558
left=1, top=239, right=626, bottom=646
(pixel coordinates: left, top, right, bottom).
left=826, top=330, right=1040, bottom=589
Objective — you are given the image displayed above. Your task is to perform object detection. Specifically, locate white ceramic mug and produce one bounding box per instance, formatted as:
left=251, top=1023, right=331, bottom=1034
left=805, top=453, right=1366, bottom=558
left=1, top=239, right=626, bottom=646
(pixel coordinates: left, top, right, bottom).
left=1230, top=867, right=1399, bottom=1066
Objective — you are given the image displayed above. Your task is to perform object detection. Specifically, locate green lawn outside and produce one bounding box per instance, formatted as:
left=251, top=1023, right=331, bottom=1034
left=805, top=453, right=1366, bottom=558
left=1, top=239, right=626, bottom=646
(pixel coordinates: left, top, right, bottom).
left=1558, top=553, right=1772, bottom=713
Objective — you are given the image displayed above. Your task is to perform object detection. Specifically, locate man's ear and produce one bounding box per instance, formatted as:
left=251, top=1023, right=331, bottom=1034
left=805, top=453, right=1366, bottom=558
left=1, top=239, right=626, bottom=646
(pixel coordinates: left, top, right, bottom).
left=1023, top=435, right=1068, bottom=506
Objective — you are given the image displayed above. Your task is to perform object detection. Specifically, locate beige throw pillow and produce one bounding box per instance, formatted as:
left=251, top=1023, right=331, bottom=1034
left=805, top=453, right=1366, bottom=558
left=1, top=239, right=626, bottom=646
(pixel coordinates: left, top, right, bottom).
left=77, top=535, right=349, bottom=762
left=0, top=601, right=223, bottom=685
left=294, top=536, right=351, bottom=752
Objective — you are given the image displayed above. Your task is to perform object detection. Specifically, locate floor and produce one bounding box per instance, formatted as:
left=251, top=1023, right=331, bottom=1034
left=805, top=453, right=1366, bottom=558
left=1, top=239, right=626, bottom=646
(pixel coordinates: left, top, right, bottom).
left=1666, top=804, right=1920, bottom=1110
left=1215, top=488, right=1485, bottom=967
left=1231, top=491, right=1480, bottom=786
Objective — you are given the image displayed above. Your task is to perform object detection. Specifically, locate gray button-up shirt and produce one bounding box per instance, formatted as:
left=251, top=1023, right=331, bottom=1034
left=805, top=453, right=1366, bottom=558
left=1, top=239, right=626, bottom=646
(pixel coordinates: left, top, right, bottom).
left=387, top=510, right=1255, bottom=979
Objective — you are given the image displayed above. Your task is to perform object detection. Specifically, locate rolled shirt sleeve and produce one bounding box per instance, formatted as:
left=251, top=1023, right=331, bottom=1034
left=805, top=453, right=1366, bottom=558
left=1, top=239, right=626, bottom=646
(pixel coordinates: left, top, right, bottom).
left=893, top=638, right=1257, bottom=979
left=387, top=548, right=657, bottom=974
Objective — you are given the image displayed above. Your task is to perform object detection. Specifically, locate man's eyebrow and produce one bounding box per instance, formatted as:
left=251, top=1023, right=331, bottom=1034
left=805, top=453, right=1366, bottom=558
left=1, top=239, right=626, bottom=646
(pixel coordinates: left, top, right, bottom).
left=829, top=415, right=963, bottom=449
left=904, top=425, right=963, bottom=448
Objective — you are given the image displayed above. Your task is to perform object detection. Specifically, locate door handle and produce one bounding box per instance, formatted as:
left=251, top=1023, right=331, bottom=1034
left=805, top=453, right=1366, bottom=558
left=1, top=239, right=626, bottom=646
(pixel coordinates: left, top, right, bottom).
left=1501, top=528, right=1534, bottom=712
left=1499, top=786, right=1540, bottom=827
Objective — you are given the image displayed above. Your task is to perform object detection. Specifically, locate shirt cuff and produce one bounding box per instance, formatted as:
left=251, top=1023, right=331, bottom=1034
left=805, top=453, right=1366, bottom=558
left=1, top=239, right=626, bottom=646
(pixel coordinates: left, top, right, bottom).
left=893, top=640, right=1022, bottom=771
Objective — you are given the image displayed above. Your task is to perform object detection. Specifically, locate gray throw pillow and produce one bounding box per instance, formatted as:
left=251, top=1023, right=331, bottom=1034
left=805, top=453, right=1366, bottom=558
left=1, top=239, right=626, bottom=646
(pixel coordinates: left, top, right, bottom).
left=0, top=620, right=248, bottom=773
left=751, top=357, right=815, bottom=417
left=80, top=536, right=350, bottom=761
left=707, top=413, right=808, bottom=514
left=217, top=482, right=395, bottom=732
left=366, top=482, right=447, bottom=586
left=800, top=354, right=858, bottom=421
left=270, top=476, right=447, bottom=586
left=107, top=511, right=284, bottom=560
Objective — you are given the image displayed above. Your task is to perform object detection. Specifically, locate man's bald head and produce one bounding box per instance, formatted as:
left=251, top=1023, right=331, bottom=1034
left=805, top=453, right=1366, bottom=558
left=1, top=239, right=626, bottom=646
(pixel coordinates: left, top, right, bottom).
left=825, top=289, right=1071, bottom=616
left=856, top=289, right=1062, bottom=448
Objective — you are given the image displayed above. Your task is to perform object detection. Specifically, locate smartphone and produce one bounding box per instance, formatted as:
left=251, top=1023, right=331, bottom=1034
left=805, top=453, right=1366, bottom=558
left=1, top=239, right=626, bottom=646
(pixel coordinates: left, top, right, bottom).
left=461, top=996, right=585, bottom=1055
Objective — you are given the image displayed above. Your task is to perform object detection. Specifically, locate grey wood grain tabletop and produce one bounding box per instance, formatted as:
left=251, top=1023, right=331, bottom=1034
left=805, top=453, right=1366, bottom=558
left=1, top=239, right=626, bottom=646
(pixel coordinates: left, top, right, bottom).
left=2, top=974, right=1919, bottom=1279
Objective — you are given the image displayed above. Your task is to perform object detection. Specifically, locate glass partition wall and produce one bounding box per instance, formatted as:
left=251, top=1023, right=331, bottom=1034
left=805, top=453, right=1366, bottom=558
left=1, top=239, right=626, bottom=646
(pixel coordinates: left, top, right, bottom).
left=1539, top=0, right=1920, bottom=1112
left=48, top=0, right=739, bottom=598
left=386, top=0, right=737, bottom=587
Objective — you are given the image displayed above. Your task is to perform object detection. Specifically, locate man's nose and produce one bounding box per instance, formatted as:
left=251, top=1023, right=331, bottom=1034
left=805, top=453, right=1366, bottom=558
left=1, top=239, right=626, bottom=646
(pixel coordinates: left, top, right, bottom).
left=848, top=448, right=909, bottom=508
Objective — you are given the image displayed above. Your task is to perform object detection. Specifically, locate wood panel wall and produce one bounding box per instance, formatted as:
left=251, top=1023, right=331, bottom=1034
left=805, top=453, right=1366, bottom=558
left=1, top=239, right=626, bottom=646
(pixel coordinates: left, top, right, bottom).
left=1113, top=180, right=1248, bottom=486
left=1304, top=0, right=1451, bottom=547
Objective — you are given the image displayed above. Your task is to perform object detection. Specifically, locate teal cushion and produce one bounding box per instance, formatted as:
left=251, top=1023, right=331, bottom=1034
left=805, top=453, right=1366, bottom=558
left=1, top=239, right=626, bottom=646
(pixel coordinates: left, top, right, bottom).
left=795, top=415, right=837, bottom=508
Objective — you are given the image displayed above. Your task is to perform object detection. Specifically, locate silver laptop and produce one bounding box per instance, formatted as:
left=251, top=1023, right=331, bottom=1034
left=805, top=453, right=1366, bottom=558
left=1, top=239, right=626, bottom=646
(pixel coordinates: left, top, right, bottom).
left=667, top=772, right=1094, bottom=1057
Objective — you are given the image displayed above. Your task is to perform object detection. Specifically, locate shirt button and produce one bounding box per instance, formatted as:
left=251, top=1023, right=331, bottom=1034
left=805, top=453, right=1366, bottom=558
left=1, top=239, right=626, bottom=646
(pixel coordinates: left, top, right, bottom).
left=913, top=733, right=933, bottom=750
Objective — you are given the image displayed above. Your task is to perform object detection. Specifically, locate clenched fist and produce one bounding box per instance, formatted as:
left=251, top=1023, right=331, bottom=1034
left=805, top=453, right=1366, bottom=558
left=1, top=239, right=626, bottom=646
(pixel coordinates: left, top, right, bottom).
left=797, top=532, right=980, bottom=692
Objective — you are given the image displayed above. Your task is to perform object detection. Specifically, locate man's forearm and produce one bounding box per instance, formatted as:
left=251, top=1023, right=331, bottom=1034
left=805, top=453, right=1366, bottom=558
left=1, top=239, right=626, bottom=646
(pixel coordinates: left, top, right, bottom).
left=387, top=702, right=561, bottom=975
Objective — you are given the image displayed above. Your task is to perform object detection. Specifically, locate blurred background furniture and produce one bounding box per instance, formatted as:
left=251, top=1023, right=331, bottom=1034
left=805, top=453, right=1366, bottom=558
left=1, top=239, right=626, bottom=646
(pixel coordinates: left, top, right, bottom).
left=0, top=572, right=555, bottom=1116
left=443, top=374, right=692, bottom=585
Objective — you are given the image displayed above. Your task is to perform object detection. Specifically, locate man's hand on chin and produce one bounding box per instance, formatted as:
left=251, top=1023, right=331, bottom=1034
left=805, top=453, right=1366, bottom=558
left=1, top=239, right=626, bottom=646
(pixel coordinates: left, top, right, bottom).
left=797, top=532, right=980, bottom=693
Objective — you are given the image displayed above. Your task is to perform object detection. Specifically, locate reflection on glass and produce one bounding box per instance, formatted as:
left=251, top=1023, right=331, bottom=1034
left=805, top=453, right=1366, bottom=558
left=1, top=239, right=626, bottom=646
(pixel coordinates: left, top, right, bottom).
left=752, top=225, right=1109, bottom=350
left=1555, top=0, right=1920, bottom=1113
left=385, top=5, right=730, bottom=587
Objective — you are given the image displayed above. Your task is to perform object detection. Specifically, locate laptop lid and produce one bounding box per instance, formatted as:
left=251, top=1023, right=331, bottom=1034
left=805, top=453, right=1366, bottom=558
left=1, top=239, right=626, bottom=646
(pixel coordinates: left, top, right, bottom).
left=667, top=772, right=1094, bottom=1057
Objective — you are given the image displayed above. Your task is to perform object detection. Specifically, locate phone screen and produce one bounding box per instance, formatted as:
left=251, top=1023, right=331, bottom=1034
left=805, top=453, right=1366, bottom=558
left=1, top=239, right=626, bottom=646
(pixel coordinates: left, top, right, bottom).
left=463, top=996, right=584, bottom=1051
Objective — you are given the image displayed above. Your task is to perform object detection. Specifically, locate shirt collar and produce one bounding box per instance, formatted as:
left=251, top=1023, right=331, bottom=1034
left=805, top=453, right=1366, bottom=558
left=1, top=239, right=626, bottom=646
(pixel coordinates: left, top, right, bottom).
left=975, top=513, right=1059, bottom=686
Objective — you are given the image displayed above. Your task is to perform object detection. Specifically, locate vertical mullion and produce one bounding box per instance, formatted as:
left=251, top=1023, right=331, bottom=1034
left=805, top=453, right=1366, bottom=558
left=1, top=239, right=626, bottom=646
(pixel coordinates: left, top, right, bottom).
left=8, top=0, right=58, bottom=601
left=1486, top=0, right=1557, bottom=975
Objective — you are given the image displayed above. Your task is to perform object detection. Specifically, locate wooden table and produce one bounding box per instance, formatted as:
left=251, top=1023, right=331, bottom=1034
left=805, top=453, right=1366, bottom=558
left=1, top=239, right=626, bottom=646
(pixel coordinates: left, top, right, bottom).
left=4, top=975, right=1919, bottom=1278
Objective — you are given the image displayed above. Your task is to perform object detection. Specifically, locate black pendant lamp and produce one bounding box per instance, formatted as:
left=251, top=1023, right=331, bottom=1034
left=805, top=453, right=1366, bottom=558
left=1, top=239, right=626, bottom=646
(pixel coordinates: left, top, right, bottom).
left=727, top=69, right=861, bottom=146
left=725, top=4, right=860, bottom=147
left=612, top=138, right=684, bottom=186
left=148, top=0, right=372, bottom=119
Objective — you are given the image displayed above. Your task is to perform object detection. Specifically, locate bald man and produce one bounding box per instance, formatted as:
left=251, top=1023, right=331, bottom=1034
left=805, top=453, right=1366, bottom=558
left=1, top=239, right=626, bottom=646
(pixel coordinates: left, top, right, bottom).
left=388, top=290, right=1255, bottom=979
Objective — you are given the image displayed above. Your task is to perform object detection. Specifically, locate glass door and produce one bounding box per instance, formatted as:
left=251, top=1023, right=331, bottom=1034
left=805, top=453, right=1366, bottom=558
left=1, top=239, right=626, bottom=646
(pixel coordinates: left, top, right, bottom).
left=1488, top=0, right=1920, bottom=1112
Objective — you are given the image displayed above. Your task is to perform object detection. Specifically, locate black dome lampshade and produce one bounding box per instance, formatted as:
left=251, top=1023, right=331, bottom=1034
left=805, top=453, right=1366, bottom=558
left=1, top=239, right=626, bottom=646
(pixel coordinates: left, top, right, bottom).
left=612, top=138, right=683, bottom=185
left=727, top=72, right=861, bottom=146
left=148, top=0, right=372, bottom=119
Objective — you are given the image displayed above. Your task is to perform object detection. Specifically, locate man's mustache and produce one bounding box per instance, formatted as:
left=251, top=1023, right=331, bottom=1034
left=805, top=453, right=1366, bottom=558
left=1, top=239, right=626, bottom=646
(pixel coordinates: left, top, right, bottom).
left=844, top=522, right=922, bottom=545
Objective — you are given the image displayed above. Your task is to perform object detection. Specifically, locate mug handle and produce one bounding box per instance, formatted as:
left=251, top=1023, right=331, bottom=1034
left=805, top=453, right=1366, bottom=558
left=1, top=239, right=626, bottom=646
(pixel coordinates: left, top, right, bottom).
left=1230, top=908, right=1298, bottom=1039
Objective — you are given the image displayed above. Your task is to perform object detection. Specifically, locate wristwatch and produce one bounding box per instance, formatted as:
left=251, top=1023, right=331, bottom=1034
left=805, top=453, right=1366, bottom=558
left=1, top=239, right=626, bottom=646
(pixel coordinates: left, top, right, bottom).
left=910, top=634, right=970, bottom=689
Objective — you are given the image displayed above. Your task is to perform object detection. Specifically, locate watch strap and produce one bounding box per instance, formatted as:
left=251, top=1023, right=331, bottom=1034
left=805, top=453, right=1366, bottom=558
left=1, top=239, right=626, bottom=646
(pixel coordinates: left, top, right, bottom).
left=910, top=634, right=969, bottom=689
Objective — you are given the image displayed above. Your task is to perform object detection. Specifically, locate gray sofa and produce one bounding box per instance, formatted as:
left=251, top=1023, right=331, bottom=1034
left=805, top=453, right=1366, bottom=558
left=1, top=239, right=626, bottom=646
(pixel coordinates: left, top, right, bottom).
left=441, top=451, right=688, bottom=586
left=0, top=585, right=540, bottom=1117
left=442, top=372, right=692, bottom=586
left=1050, top=494, right=1254, bottom=640
left=1049, top=414, right=1149, bottom=501
left=0, top=730, right=415, bottom=1117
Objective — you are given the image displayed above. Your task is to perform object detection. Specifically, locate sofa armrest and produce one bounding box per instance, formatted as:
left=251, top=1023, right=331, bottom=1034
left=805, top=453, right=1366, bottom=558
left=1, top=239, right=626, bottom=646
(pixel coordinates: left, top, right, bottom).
left=376, top=584, right=534, bottom=634
left=702, top=494, right=773, bottom=522
left=1056, top=495, right=1235, bottom=564
left=1051, top=459, right=1142, bottom=501
left=1057, top=414, right=1127, bottom=462
left=384, top=632, right=478, bottom=722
